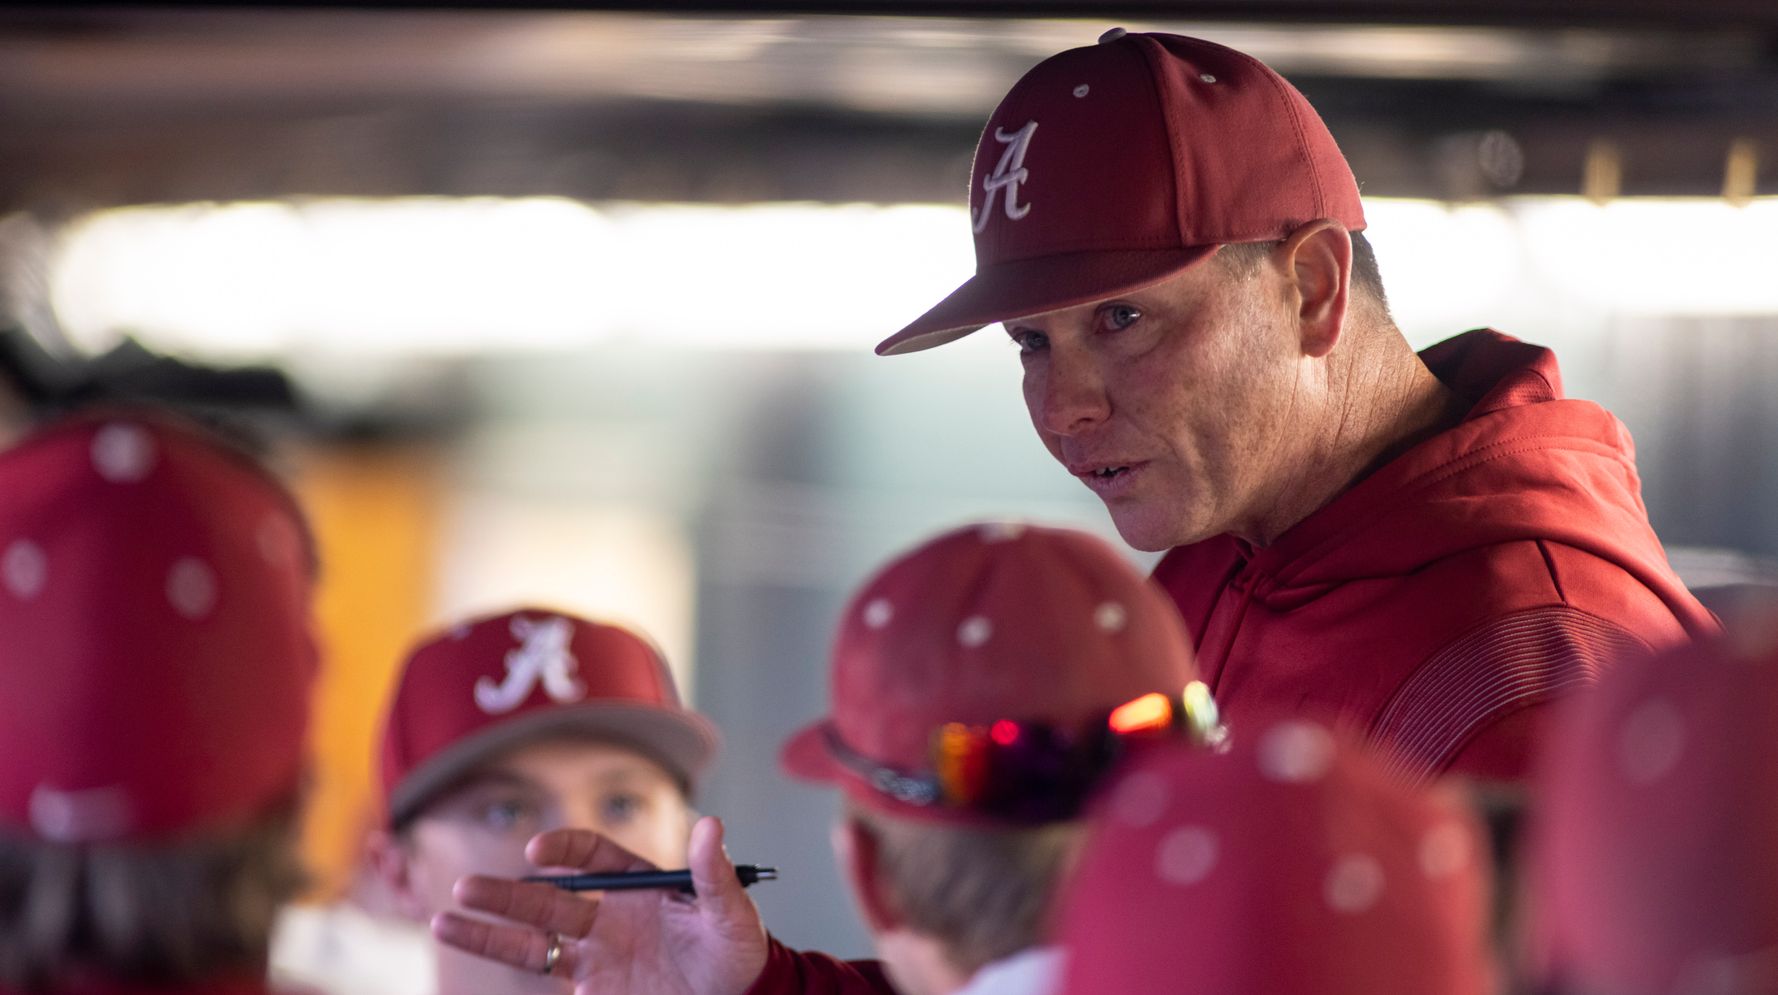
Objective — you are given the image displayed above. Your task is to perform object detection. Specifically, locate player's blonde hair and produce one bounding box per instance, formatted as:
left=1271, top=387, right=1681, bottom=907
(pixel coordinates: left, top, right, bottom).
left=845, top=801, right=1080, bottom=976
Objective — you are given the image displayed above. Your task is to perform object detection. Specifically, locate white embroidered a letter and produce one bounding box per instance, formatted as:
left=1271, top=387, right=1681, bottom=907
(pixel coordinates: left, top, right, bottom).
left=973, top=121, right=1039, bottom=233
left=474, top=615, right=587, bottom=714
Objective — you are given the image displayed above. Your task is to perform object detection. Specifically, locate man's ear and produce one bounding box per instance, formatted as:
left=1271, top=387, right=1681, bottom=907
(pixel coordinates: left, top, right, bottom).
left=363, top=827, right=432, bottom=923
left=832, top=815, right=903, bottom=934
left=1277, top=219, right=1353, bottom=359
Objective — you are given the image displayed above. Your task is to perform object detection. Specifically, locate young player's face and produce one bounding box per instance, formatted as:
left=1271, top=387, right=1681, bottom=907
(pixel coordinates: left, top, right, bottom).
left=1007, top=255, right=1307, bottom=552
left=407, top=736, right=692, bottom=893
left=383, top=736, right=693, bottom=995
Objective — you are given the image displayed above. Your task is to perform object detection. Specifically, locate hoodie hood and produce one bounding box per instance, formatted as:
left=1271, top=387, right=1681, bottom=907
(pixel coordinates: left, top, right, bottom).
left=1233, top=330, right=1707, bottom=635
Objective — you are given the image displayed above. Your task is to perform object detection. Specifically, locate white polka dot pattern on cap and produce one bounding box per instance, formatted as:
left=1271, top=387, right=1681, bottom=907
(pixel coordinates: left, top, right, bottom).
left=1112, top=770, right=1170, bottom=828
left=1156, top=825, right=1220, bottom=886
left=1073, top=84, right=1090, bottom=97
left=29, top=784, right=133, bottom=842
left=1419, top=821, right=1472, bottom=879
left=1324, top=853, right=1386, bottom=913
left=1618, top=697, right=1687, bottom=785
left=3, top=539, right=47, bottom=600
left=166, top=557, right=219, bottom=620
left=863, top=598, right=894, bottom=630
left=1094, top=601, right=1127, bottom=633
left=977, top=521, right=1026, bottom=543
left=957, top=615, right=993, bottom=648
left=89, top=422, right=157, bottom=483
left=1257, top=721, right=1337, bottom=783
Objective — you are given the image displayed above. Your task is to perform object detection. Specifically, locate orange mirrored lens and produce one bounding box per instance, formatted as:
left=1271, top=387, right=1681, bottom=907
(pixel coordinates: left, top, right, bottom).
left=1108, top=691, right=1175, bottom=734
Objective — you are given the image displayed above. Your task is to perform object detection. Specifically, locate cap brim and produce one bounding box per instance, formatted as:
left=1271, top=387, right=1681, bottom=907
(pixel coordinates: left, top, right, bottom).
left=389, top=704, right=721, bottom=825
left=780, top=719, right=845, bottom=784
left=876, top=244, right=1221, bottom=356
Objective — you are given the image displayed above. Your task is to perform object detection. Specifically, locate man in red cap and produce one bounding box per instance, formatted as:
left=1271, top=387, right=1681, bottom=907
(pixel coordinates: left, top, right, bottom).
left=366, top=608, right=719, bottom=995
left=431, top=522, right=1216, bottom=995
left=881, top=29, right=1715, bottom=783
left=0, top=410, right=319, bottom=994
left=1055, top=718, right=1497, bottom=995
left=1525, top=601, right=1778, bottom=995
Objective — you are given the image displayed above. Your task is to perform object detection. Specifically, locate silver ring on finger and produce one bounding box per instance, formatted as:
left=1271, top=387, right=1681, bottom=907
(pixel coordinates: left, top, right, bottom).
left=540, top=933, right=563, bottom=976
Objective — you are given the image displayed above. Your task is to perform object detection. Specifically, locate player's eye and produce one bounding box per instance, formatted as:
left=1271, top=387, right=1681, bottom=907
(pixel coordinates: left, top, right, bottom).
left=476, top=797, right=539, bottom=834
left=600, top=792, right=645, bottom=826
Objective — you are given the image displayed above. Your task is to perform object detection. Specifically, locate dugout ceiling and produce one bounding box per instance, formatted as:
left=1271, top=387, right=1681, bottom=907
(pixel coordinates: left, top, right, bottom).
left=0, top=3, right=1775, bottom=210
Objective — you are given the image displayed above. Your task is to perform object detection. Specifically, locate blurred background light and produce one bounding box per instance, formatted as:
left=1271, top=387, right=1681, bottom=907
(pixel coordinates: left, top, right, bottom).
left=48, top=198, right=972, bottom=356
left=45, top=194, right=1778, bottom=361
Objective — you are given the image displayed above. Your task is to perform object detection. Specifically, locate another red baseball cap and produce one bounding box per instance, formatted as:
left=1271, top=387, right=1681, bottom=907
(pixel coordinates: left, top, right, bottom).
left=0, top=409, right=319, bottom=843
left=1526, top=612, right=1778, bottom=995
left=879, top=29, right=1366, bottom=356
left=1058, top=719, right=1496, bottom=995
left=780, top=521, right=1199, bottom=824
left=379, top=608, right=720, bottom=826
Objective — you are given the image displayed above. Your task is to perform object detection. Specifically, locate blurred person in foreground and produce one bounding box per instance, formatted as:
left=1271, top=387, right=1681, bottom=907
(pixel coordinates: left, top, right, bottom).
left=1056, top=717, right=1496, bottom=995
left=365, top=608, right=718, bottom=995
left=1525, top=598, right=1778, bottom=995
left=0, top=410, right=318, bottom=994
left=433, top=522, right=1218, bottom=995
left=878, top=28, right=1716, bottom=783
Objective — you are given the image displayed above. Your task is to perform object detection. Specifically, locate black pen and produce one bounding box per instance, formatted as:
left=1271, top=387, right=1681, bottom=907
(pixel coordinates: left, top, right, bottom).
left=524, top=865, right=779, bottom=895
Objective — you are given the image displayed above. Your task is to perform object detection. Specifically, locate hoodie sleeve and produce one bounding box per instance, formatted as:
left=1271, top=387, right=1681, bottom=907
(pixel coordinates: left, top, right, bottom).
left=741, top=936, right=895, bottom=995
left=1373, top=605, right=1653, bottom=783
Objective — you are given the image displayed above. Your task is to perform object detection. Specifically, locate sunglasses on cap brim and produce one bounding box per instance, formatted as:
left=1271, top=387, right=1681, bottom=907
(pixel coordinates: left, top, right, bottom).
left=824, top=681, right=1228, bottom=821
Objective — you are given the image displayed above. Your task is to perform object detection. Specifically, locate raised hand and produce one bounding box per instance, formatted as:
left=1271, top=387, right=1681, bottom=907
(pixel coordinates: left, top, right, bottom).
left=432, top=815, right=770, bottom=995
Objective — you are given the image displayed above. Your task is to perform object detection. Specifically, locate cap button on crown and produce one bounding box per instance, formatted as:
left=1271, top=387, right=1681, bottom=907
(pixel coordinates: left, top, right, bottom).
left=1098, top=27, right=1128, bottom=44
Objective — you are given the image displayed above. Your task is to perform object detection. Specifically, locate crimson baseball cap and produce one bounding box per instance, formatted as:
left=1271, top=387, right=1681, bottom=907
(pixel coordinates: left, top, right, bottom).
left=781, top=521, right=1199, bottom=824
left=379, top=608, right=719, bottom=826
left=0, top=410, right=319, bottom=842
left=1526, top=615, right=1778, bottom=994
left=1059, top=719, right=1495, bottom=995
left=879, top=29, right=1366, bottom=356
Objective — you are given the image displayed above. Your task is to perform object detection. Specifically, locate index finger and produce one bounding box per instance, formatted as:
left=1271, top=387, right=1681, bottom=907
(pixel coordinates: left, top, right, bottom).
left=527, top=827, right=657, bottom=873
left=454, top=875, right=601, bottom=938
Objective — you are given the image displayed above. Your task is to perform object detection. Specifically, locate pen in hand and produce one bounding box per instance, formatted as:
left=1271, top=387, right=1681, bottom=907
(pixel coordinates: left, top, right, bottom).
left=524, top=864, right=779, bottom=896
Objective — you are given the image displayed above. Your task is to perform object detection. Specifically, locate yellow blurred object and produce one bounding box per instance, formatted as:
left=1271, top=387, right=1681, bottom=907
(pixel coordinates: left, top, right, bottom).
left=292, top=444, right=443, bottom=900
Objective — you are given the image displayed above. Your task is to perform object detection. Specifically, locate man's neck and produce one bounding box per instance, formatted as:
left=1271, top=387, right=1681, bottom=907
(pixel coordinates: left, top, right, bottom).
left=1240, top=326, right=1463, bottom=548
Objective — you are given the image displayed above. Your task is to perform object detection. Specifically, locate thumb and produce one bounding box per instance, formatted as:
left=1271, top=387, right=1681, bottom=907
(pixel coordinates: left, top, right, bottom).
left=687, top=815, right=755, bottom=925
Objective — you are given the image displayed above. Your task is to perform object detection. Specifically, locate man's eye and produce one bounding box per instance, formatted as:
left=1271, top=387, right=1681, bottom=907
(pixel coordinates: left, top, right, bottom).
left=1009, top=329, right=1048, bottom=354
left=1101, top=305, right=1141, bottom=330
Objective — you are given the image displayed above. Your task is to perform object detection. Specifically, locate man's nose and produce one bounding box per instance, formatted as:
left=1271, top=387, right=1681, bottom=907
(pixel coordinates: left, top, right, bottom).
left=1037, top=350, right=1111, bottom=437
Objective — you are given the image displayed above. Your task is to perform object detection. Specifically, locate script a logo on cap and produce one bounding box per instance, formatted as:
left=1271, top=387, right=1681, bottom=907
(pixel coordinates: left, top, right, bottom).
left=474, top=615, right=587, bottom=714
left=973, top=120, right=1038, bottom=234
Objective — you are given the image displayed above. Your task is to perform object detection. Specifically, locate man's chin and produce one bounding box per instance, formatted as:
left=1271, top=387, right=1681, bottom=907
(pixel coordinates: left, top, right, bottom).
left=1105, top=507, right=1197, bottom=553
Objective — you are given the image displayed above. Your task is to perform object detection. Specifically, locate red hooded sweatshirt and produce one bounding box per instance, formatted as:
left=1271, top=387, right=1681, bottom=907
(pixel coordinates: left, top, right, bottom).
left=1152, top=329, right=1718, bottom=783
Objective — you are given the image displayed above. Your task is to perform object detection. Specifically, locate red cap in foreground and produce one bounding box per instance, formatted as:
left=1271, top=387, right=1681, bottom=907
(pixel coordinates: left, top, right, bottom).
left=1058, top=718, right=1496, bottom=995
left=780, top=521, right=1198, bottom=823
left=0, top=411, right=318, bottom=842
left=1527, top=615, right=1778, bottom=995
